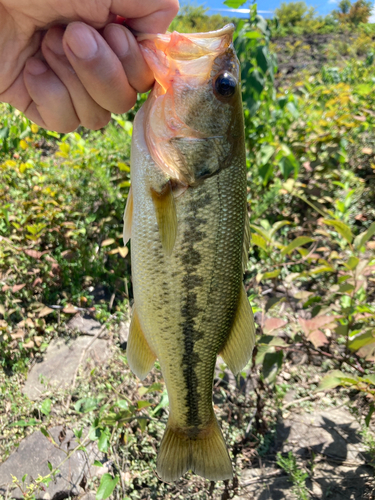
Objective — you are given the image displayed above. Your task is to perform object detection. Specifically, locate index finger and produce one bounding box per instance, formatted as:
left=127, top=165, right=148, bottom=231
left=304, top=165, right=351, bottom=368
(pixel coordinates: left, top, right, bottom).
left=110, top=0, right=179, bottom=34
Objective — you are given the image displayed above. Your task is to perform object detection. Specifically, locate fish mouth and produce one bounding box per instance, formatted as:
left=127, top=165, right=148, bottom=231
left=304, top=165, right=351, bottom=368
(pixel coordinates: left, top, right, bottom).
left=136, top=24, right=235, bottom=43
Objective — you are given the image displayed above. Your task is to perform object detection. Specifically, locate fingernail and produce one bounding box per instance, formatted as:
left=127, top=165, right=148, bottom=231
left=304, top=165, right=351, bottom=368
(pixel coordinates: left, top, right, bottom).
left=46, top=29, right=65, bottom=56
left=26, top=59, right=48, bottom=76
left=66, top=24, right=98, bottom=59
left=106, top=26, right=129, bottom=58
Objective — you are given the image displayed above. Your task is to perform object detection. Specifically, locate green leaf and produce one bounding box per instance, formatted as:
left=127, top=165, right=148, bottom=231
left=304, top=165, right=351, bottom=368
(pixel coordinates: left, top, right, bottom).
left=93, top=460, right=103, bottom=467
left=22, top=474, right=28, bottom=483
left=137, top=417, right=148, bottom=432
left=115, top=399, right=129, bottom=410
left=40, top=427, right=50, bottom=439
left=262, top=350, right=283, bottom=384
left=0, top=127, right=9, bottom=139
left=338, top=283, right=354, bottom=294
left=244, top=31, right=263, bottom=39
left=47, top=461, right=53, bottom=472
left=251, top=233, right=268, bottom=252
left=9, top=419, right=38, bottom=427
left=250, top=224, right=271, bottom=242
left=363, top=375, right=375, bottom=386
left=279, top=156, right=295, bottom=179
left=355, top=83, right=372, bottom=95
left=262, top=269, right=281, bottom=279
left=258, top=145, right=275, bottom=165
left=322, top=219, right=353, bottom=244
left=354, top=222, right=375, bottom=250
left=98, top=430, right=109, bottom=453
left=344, top=256, right=359, bottom=270
left=348, top=331, right=375, bottom=351
left=41, top=398, right=52, bottom=416
left=74, top=397, right=98, bottom=413
left=281, top=236, right=313, bottom=256
left=365, top=404, right=375, bottom=427
left=96, top=474, right=119, bottom=500
left=269, top=220, right=291, bottom=238
left=256, top=45, right=270, bottom=74
left=309, top=265, right=335, bottom=275
left=224, top=0, right=246, bottom=7
left=247, top=69, right=265, bottom=95
left=137, top=400, right=152, bottom=410
left=317, top=370, right=347, bottom=391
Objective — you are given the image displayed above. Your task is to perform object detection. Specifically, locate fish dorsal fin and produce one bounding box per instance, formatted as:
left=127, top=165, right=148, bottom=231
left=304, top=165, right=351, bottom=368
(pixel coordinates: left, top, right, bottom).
left=220, top=285, right=255, bottom=375
left=127, top=305, right=157, bottom=380
left=242, top=209, right=251, bottom=273
left=123, top=187, right=133, bottom=246
left=150, top=181, right=178, bottom=255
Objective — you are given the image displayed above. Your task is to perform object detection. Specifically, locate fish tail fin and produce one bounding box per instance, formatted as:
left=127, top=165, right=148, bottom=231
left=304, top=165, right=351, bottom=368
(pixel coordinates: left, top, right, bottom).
left=157, top=416, right=233, bottom=482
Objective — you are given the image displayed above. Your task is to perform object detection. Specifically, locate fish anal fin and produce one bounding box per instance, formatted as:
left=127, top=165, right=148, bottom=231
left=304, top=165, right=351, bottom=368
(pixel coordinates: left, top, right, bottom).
left=150, top=181, right=177, bottom=256
left=123, top=187, right=133, bottom=246
left=127, top=306, right=156, bottom=380
left=220, top=285, right=256, bottom=375
left=157, top=416, right=233, bottom=482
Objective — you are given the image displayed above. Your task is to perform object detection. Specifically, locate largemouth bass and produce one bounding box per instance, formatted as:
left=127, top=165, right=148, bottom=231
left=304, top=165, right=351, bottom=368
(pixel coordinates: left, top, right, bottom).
left=123, top=24, right=255, bottom=482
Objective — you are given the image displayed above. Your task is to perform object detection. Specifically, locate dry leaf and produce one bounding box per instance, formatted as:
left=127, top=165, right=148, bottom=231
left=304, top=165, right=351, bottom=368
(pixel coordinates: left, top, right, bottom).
left=118, top=247, right=129, bottom=258
left=23, top=340, right=35, bottom=349
left=24, top=249, right=43, bottom=259
left=263, top=318, right=287, bottom=334
left=34, top=336, right=43, bottom=347
left=39, top=306, right=54, bottom=318
left=32, top=277, right=43, bottom=287
left=0, top=305, right=5, bottom=317
left=101, top=238, right=115, bottom=247
left=12, top=284, right=26, bottom=293
left=362, top=147, right=373, bottom=155
left=298, top=316, right=335, bottom=348
left=63, top=304, right=77, bottom=314
left=11, top=330, right=25, bottom=340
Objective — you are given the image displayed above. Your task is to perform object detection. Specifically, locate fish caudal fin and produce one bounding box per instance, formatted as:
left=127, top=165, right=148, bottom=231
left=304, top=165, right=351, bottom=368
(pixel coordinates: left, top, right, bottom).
left=127, top=306, right=156, bottom=380
left=157, top=416, right=233, bottom=482
left=220, top=285, right=256, bottom=375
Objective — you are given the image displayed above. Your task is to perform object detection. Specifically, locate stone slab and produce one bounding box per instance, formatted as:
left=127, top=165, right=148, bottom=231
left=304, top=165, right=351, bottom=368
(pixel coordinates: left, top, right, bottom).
left=0, top=426, right=102, bottom=499
left=66, top=315, right=102, bottom=336
left=276, top=407, right=365, bottom=461
left=23, top=337, right=109, bottom=400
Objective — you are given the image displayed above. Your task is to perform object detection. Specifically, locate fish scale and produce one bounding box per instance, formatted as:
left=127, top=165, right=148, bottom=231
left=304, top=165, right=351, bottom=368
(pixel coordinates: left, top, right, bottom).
left=123, top=25, right=255, bottom=482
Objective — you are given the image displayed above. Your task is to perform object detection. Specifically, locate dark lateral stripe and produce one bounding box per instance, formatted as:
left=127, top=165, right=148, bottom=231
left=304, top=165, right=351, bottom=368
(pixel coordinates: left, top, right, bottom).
left=179, top=191, right=212, bottom=429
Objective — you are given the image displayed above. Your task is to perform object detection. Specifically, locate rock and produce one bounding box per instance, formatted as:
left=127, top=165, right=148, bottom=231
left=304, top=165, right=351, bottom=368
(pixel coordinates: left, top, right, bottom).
left=0, top=426, right=102, bottom=500
left=276, top=407, right=365, bottom=461
left=118, top=321, right=130, bottom=349
left=66, top=314, right=102, bottom=336
left=23, top=336, right=110, bottom=400
left=236, top=406, right=375, bottom=499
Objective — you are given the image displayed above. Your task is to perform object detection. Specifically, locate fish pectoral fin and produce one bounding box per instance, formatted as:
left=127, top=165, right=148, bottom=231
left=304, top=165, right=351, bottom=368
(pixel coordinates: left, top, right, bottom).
left=150, top=181, right=177, bottom=256
left=127, top=306, right=156, bottom=380
left=157, top=416, right=233, bottom=482
left=123, top=187, right=133, bottom=246
left=220, top=285, right=256, bottom=375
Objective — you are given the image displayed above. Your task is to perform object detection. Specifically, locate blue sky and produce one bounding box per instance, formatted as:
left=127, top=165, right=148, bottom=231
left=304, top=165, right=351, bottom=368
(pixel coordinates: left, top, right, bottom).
left=180, top=0, right=342, bottom=18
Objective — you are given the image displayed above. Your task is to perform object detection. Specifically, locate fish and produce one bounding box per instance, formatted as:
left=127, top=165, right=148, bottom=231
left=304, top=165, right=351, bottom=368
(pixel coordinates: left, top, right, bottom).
left=123, top=24, right=255, bottom=482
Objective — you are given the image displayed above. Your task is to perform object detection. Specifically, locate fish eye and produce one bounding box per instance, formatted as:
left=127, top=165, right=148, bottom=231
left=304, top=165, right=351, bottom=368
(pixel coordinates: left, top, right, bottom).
left=214, top=72, right=237, bottom=98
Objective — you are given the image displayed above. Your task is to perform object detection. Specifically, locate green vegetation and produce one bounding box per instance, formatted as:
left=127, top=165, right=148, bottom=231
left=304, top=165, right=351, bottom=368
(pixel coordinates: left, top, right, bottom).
left=1, top=2, right=375, bottom=499
left=276, top=451, right=310, bottom=499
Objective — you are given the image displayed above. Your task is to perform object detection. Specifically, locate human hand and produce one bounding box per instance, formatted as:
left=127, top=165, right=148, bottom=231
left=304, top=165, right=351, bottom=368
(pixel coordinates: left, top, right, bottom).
left=0, top=0, right=179, bottom=132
